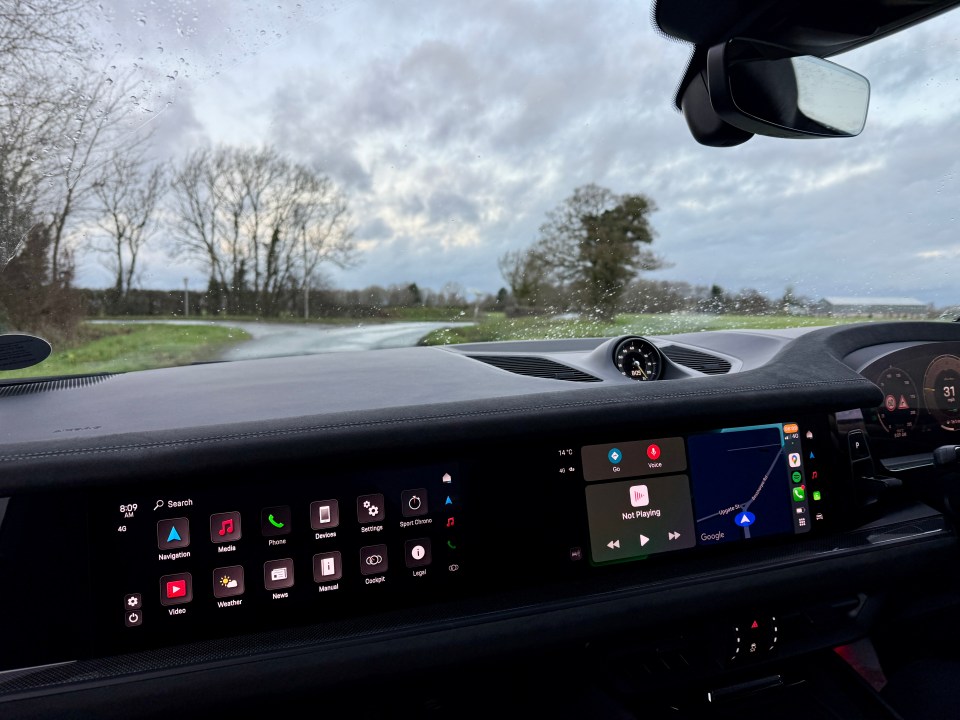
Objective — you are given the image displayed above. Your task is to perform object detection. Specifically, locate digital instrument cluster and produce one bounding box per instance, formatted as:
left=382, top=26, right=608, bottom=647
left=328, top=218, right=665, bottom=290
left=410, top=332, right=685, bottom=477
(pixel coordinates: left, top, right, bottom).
left=858, top=341, right=960, bottom=441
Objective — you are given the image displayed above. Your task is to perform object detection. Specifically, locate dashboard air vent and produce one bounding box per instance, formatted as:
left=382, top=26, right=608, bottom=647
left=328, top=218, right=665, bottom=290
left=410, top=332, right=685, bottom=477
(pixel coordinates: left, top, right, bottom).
left=468, top=355, right=601, bottom=382
left=661, top=346, right=732, bottom=375
left=0, top=373, right=117, bottom=398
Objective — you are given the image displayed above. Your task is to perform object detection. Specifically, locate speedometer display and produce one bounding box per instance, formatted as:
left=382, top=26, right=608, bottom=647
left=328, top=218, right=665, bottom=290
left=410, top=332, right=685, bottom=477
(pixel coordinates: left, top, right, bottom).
left=923, top=355, right=960, bottom=431
left=876, top=366, right=918, bottom=437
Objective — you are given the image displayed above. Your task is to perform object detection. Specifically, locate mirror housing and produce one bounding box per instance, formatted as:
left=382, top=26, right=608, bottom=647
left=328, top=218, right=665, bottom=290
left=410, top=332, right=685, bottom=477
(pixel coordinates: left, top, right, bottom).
left=706, top=39, right=870, bottom=139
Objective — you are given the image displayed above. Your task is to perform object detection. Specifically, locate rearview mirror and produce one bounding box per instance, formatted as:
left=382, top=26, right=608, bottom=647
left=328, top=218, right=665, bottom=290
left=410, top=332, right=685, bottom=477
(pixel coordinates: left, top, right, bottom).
left=707, top=39, right=870, bottom=139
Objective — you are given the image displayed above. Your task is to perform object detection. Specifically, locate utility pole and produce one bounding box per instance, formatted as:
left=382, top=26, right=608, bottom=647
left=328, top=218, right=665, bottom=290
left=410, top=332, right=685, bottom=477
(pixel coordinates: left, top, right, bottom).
left=303, top=226, right=309, bottom=320
left=183, top=277, right=189, bottom=317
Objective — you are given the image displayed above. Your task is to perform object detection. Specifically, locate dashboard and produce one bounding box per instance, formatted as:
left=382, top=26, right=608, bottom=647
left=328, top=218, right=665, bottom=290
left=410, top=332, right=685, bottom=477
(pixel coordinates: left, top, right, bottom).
left=2, top=321, right=960, bottom=717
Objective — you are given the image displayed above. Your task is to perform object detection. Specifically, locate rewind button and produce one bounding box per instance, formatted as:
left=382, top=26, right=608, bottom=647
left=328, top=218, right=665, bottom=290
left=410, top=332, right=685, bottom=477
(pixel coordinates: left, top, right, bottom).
left=607, top=539, right=621, bottom=550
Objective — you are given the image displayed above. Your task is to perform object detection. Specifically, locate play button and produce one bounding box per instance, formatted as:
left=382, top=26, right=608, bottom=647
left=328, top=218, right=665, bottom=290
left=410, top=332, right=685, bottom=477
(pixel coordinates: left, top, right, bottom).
left=639, top=534, right=650, bottom=547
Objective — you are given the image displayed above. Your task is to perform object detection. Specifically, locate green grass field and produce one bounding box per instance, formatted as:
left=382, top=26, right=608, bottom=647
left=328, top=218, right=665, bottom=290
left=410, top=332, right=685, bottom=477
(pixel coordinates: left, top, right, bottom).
left=95, top=306, right=472, bottom=325
left=1, top=323, right=251, bottom=379
left=419, top=312, right=872, bottom=345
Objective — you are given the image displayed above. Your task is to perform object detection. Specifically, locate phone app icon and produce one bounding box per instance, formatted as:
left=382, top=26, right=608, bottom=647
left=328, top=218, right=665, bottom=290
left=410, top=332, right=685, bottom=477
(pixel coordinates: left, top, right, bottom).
left=310, top=500, right=340, bottom=530
left=788, top=453, right=802, bottom=468
left=793, top=486, right=806, bottom=502
left=157, top=518, right=190, bottom=550
left=210, top=511, right=242, bottom=543
left=261, top=506, right=292, bottom=537
left=159, top=572, right=193, bottom=606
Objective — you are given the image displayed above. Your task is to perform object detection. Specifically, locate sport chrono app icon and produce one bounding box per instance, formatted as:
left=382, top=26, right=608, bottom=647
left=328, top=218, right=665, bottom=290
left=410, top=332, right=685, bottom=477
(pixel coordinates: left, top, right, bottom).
left=401, top=488, right=428, bottom=517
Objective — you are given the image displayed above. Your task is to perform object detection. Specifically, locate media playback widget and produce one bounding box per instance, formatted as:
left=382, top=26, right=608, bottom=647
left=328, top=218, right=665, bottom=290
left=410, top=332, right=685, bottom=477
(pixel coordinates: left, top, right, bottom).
left=583, top=422, right=825, bottom=564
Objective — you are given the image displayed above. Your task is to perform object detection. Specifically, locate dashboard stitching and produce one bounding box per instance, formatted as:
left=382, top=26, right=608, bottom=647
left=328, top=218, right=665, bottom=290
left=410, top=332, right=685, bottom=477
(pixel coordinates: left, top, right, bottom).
left=0, top=377, right=876, bottom=462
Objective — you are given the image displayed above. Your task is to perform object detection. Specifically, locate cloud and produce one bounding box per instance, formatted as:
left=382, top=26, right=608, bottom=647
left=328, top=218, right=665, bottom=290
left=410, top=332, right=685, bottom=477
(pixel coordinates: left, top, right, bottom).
left=62, top=0, right=960, bottom=307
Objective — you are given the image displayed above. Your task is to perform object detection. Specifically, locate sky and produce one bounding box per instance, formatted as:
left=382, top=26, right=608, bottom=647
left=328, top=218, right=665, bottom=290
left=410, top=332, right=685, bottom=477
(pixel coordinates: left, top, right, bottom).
left=72, top=0, right=960, bottom=305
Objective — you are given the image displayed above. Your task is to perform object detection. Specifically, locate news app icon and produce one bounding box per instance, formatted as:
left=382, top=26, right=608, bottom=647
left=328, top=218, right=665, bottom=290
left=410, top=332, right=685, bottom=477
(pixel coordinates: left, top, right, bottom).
left=263, top=558, right=294, bottom=590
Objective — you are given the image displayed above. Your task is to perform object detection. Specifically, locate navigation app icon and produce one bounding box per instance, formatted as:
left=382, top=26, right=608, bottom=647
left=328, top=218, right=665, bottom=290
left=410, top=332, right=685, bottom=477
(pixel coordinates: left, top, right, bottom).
left=157, top=518, right=190, bottom=550
left=788, top=452, right=802, bottom=467
left=608, top=448, right=622, bottom=464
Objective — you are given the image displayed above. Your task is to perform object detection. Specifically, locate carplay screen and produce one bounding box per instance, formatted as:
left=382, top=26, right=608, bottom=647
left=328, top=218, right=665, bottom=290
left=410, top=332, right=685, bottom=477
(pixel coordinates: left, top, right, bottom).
left=583, top=421, right=827, bottom=564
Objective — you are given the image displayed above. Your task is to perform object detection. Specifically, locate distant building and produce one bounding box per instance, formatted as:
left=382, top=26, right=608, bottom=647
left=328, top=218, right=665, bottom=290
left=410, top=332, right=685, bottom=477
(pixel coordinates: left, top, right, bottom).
left=817, top=296, right=929, bottom=318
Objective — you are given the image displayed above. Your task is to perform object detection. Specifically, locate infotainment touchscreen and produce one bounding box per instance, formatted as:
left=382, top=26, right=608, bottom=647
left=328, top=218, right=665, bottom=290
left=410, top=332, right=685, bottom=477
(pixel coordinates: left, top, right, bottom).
left=583, top=421, right=826, bottom=564
left=92, top=462, right=465, bottom=654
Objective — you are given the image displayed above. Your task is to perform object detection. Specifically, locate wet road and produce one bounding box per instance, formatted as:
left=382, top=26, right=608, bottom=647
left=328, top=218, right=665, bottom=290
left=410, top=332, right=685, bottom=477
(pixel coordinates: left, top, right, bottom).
left=91, top=319, right=469, bottom=361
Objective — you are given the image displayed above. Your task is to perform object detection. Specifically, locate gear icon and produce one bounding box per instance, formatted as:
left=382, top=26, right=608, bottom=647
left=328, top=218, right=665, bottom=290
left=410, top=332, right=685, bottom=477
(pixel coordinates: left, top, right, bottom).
left=127, top=597, right=138, bottom=607
left=363, top=500, right=371, bottom=509
left=367, top=505, right=379, bottom=517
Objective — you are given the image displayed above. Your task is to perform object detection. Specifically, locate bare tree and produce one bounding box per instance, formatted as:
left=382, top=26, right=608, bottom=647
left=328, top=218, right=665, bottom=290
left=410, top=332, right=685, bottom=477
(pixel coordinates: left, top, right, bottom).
left=91, top=152, right=165, bottom=296
left=170, top=145, right=356, bottom=316
left=46, top=71, right=146, bottom=280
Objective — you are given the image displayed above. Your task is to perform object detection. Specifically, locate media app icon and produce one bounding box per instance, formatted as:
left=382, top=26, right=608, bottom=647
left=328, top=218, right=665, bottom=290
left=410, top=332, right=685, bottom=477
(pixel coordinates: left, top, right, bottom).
left=210, top=511, right=242, bottom=543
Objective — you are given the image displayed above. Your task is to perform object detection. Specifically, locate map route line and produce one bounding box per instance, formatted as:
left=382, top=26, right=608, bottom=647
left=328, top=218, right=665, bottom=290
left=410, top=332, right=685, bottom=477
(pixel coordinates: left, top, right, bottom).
left=695, top=445, right=785, bottom=524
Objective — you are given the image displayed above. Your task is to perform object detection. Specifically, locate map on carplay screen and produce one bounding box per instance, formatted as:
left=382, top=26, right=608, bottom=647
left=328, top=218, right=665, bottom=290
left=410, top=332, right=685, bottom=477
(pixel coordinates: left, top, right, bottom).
left=688, top=425, right=793, bottom=546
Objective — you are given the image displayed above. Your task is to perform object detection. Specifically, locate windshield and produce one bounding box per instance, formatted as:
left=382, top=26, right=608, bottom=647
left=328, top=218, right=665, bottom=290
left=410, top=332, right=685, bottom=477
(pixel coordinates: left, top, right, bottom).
left=0, top=1, right=957, bottom=378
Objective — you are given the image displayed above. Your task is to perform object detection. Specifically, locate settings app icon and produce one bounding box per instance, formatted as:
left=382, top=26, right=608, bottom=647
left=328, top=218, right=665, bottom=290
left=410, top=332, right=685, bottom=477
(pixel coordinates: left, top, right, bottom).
left=357, top=494, right=385, bottom=523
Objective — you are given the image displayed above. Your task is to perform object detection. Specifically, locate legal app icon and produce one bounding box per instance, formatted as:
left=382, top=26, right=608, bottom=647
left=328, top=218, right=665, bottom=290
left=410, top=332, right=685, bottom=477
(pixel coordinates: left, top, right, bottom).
left=210, top=511, right=242, bottom=543
left=261, top=506, right=292, bottom=536
left=405, top=538, right=432, bottom=569
left=159, top=572, right=193, bottom=606
left=157, top=518, right=190, bottom=550
left=788, top=452, right=802, bottom=468
left=213, top=566, right=245, bottom=598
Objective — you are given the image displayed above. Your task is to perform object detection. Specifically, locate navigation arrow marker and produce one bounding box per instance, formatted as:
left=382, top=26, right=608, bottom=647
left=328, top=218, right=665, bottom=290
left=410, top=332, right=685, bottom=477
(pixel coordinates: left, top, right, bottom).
left=167, top=526, right=181, bottom=543
left=639, top=534, right=649, bottom=547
